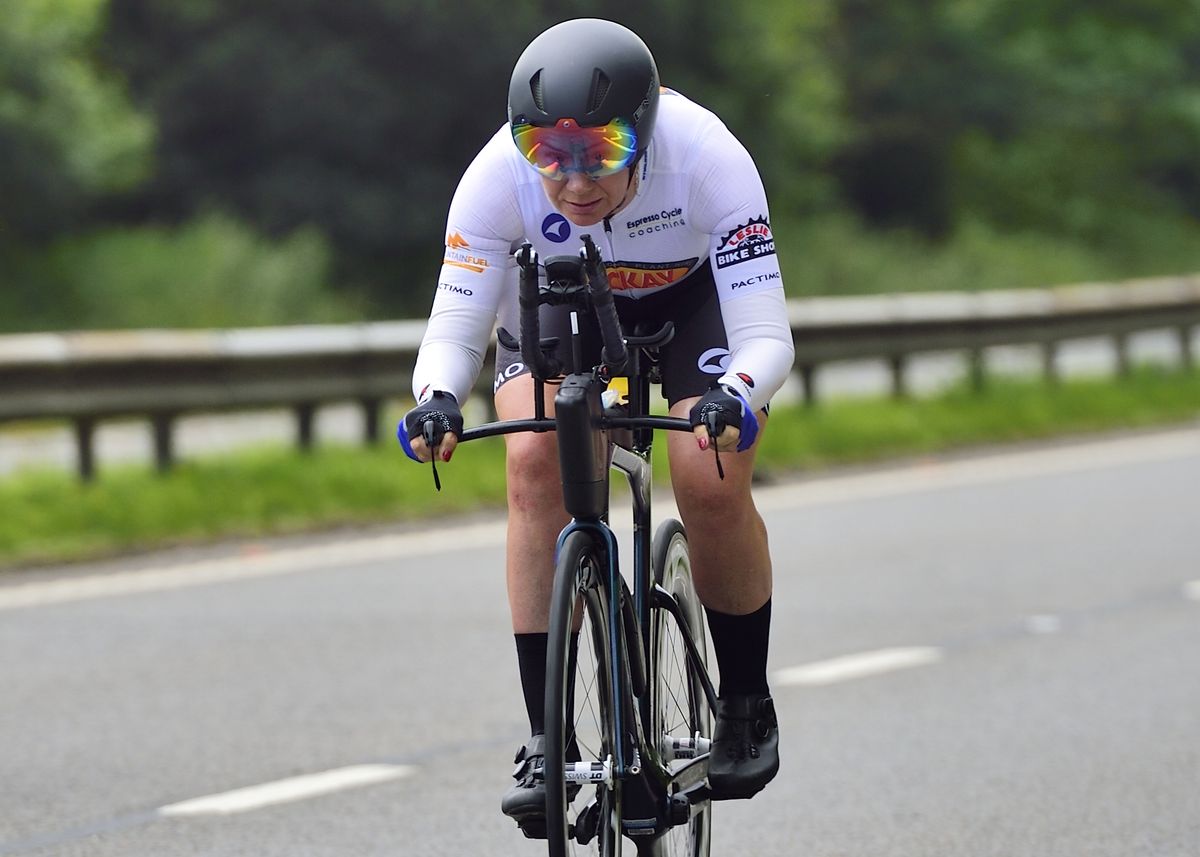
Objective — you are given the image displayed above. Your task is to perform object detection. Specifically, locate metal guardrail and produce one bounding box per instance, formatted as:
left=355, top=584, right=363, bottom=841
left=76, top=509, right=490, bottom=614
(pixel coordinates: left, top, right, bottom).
left=785, top=276, right=1199, bottom=400
left=1, top=277, right=1197, bottom=480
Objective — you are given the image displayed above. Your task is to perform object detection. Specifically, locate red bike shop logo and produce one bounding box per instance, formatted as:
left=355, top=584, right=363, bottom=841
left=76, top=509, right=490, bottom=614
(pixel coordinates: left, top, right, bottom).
left=715, top=216, right=775, bottom=270
left=606, top=258, right=698, bottom=292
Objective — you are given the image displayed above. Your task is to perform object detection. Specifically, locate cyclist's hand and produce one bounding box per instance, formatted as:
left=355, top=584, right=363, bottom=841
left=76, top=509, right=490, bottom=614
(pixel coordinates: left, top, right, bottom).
left=688, top=384, right=759, bottom=453
left=397, top=391, right=463, bottom=463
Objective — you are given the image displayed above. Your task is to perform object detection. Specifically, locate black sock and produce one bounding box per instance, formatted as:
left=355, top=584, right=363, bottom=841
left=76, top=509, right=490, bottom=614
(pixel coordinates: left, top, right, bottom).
left=705, top=598, right=772, bottom=698
left=514, top=632, right=580, bottom=738
left=514, top=633, right=549, bottom=736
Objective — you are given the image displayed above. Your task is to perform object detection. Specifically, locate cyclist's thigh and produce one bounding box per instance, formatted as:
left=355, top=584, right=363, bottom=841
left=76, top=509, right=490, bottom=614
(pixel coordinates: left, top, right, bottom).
left=649, top=263, right=731, bottom=407
left=494, top=373, right=548, bottom=421
left=652, top=264, right=768, bottom=492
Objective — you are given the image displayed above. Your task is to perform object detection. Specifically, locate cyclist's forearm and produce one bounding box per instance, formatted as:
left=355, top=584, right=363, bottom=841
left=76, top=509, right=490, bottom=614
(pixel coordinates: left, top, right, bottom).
left=718, top=290, right=796, bottom=412
left=412, top=340, right=484, bottom=404
left=412, top=298, right=496, bottom=403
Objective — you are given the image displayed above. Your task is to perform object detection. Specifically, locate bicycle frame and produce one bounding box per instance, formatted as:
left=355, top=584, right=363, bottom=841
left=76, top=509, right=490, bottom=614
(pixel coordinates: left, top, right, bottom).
left=461, top=333, right=717, bottom=809
left=451, top=238, right=718, bottom=845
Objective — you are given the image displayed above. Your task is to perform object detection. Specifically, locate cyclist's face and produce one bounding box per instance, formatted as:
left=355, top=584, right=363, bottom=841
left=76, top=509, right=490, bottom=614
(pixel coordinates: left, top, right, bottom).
left=540, top=168, right=635, bottom=227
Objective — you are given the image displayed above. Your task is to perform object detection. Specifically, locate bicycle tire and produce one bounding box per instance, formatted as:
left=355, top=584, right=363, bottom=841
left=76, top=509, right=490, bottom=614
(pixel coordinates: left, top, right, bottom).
left=646, top=519, right=712, bottom=857
left=546, top=529, right=625, bottom=857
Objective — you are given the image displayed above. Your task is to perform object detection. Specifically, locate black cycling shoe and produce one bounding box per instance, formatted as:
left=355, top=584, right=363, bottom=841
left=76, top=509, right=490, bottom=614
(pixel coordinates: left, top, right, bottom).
left=707, top=693, right=780, bottom=801
left=501, top=735, right=581, bottom=839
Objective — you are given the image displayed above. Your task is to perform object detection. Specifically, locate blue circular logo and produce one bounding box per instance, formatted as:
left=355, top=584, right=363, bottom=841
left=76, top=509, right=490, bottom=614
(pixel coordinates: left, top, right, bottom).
left=541, top=213, right=571, bottom=244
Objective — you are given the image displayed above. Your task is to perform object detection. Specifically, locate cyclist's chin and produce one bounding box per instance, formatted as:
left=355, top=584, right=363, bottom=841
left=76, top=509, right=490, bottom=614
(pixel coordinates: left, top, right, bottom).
left=558, top=202, right=606, bottom=226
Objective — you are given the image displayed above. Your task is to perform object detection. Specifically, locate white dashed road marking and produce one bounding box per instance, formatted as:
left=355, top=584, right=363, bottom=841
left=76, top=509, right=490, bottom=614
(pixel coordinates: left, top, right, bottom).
left=1184, top=581, right=1200, bottom=602
left=157, top=764, right=415, bottom=817
left=1025, top=614, right=1063, bottom=635
left=773, top=646, right=945, bottom=687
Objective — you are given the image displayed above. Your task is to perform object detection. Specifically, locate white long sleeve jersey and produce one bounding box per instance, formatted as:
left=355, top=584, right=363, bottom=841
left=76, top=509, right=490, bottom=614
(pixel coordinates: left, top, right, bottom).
left=412, top=89, right=795, bottom=413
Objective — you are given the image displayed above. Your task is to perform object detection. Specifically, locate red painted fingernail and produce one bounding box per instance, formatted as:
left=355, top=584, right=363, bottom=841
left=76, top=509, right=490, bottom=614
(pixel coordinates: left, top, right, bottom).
left=443, top=449, right=453, bottom=462
left=698, top=437, right=708, bottom=451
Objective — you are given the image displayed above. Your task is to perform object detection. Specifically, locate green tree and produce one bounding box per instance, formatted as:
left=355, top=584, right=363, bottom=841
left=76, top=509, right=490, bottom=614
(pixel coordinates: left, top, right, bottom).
left=104, top=0, right=554, bottom=314
left=823, top=0, right=1200, bottom=257
left=0, top=0, right=153, bottom=240
left=689, top=0, right=846, bottom=215
left=828, top=0, right=1026, bottom=237
left=102, top=1, right=844, bottom=314
left=955, top=0, right=1200, bottom=242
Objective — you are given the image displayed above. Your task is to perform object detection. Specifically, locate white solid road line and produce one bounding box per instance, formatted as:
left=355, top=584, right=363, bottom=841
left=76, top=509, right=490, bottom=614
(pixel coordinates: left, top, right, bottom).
left=0, top=521, right=507, bottom=612
left=157, top=764, right=415, bottom=817
left=2, top=427, right=1196, bottom=612
left=753, top=426, right=1200, bottom=516
left=773, top=646, right=945, bottom=687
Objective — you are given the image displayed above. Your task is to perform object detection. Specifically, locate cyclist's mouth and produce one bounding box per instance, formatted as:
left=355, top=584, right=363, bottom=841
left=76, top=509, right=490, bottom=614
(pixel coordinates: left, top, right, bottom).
left=563, top=199, right=602, bottom=215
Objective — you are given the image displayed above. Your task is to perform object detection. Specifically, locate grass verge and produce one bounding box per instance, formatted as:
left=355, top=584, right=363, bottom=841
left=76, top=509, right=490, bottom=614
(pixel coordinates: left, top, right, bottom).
left=1, top=366, right=1196, bottom=569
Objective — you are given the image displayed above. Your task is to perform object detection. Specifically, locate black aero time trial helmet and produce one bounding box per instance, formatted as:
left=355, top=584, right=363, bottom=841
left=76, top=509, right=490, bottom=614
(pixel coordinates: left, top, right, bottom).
left=508, top=19, right=660, bottom=180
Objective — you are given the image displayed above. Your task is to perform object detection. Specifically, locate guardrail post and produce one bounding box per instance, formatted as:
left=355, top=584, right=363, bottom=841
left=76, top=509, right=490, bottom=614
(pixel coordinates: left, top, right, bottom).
left=1180, top=325, right=1195, bottom=371
left=75, top=417, right=96, bottom=482
left=798, top=364, right=817, bottom=407
left=968, top=348, right=987, bottom=393
left=1042, top=341, right=1059, bottom=386
left=1114, top=332, right=1131, bottom=378
left=296, top=402, right=316, bottom=452
left=152, top=413, right=176, bottom=474
left=362, top=398, right=381, bottom=446
left=888, top=354, right=908, bottom=399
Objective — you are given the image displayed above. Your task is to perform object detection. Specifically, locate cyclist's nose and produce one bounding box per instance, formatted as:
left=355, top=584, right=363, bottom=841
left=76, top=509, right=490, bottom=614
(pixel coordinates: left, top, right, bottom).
left=564, top=172, right=596, bottom=192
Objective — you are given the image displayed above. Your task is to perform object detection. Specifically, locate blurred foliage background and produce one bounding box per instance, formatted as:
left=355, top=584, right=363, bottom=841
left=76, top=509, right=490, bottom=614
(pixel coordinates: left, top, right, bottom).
left=3, top=0, right=1200, bottom=332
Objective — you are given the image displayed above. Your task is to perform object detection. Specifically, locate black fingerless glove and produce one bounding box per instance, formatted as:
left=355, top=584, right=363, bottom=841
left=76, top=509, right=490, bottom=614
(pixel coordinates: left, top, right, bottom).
left=688, top=383, right=759, bottom=452
left=397, top=391, right=463, bottom=461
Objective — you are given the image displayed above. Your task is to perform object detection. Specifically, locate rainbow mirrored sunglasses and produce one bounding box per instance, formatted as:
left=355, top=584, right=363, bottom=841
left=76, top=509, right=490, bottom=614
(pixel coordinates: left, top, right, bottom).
left=511, top=117, right=638, bottom=181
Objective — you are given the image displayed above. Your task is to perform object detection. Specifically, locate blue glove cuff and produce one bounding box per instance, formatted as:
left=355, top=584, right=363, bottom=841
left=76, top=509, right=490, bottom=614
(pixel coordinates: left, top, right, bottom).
left=397, top=422, right=420, bottom=462
left=722, top=386, right=759, bottom=452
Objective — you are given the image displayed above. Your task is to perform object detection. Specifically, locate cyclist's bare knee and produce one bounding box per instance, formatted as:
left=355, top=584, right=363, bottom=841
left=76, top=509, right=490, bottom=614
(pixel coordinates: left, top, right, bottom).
left=505, top=431, right=563, bottom=513
left=667, top=398, right=763, bottom=517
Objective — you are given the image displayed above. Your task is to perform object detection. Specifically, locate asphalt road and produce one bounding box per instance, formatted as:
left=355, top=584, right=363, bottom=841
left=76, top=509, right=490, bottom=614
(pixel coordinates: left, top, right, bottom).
left=1, top=426, right=1198, bottom=856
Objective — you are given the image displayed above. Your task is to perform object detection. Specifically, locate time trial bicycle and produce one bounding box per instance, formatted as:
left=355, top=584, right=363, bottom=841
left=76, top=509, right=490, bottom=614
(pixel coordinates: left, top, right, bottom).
left=417, top=235, right=724, bottom=856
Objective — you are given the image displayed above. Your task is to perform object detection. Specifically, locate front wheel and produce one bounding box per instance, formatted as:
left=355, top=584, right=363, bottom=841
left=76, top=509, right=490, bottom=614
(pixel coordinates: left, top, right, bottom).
left=546, top=529, right=624, bottom=857
left=647, top=520, right=712, bottom=857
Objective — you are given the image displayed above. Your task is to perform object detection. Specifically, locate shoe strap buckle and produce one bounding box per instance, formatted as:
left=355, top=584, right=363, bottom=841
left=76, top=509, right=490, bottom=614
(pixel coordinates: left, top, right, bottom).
left=512, top=749, right=545, bottom=783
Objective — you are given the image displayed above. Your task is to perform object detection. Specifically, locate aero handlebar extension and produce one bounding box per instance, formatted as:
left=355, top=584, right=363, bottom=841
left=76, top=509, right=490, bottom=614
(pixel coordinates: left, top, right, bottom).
left=515, top=235, right=628, bottom=380
left=580, top=235, right=628, bottom=375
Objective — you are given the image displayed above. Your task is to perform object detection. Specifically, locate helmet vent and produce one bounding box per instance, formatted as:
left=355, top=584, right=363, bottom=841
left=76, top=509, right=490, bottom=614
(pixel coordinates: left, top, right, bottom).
left=530, top=70, right=545, bottom=112
left=588, top=69, right=611, bottom=114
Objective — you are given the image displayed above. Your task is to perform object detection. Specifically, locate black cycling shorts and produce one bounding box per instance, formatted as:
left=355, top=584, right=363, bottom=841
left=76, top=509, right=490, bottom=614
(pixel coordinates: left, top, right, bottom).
left=493, top=260, right=729, bottom=407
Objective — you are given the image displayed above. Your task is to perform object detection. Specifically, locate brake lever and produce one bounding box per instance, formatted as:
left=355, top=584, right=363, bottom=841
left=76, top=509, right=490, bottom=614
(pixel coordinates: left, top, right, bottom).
left=423, top=420, right=442, bottom=492
left=703, top=412, right=725, bottom=481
